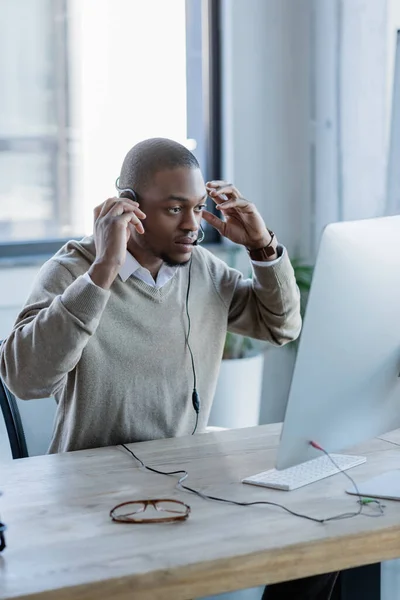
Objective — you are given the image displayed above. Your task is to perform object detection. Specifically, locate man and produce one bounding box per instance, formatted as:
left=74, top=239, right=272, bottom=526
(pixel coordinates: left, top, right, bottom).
left=0, top=138, right=336, bottom=598
left=0, top=137, right=301, bottom=452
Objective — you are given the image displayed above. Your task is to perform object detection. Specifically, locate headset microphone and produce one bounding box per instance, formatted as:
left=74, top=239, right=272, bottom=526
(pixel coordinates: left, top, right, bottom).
left=193, top=225, right=205, bottom=246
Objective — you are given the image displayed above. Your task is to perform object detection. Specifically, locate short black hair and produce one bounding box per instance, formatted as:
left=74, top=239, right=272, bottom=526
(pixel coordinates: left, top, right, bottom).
left=119, top=138, right=200, bottom=192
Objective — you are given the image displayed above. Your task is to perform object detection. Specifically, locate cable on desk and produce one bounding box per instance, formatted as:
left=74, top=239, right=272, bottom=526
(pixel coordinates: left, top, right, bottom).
left=120, top=441, right=385, bottom=524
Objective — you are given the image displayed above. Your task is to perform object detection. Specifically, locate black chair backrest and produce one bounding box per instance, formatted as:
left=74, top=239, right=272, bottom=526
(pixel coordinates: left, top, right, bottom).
left=0, top=344, right=28, bottom=459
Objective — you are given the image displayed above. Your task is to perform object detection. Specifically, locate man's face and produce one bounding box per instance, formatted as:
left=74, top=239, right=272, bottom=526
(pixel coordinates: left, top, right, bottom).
left=127, top=167, right=207, bottom=266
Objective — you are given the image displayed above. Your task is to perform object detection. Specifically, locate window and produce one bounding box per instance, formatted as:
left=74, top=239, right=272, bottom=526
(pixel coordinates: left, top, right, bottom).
left=0, top=0, right=70, bottom=242
left=0, top=0, right=220, bottom=247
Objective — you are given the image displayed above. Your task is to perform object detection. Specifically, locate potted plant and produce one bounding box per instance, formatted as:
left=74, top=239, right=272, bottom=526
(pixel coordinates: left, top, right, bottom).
left=208, top=331, right=267, bottom=429
left=208, top=260, right=314, bottom=429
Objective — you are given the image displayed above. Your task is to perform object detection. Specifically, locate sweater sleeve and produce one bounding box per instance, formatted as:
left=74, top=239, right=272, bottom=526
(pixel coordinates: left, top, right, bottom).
left=0, top=259, right=110, bottom=400
left=206, top=249, right=302, bottom=346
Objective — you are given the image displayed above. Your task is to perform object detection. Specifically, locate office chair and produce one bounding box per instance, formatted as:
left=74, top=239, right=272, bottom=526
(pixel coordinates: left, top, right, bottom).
left=0, top=364, right=28, bottom=553
left=0, top=362, right=28, bottom=459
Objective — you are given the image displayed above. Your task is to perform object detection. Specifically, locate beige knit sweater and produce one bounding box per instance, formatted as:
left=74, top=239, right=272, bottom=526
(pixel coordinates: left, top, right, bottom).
left=0, top=237, right=301, bottom=452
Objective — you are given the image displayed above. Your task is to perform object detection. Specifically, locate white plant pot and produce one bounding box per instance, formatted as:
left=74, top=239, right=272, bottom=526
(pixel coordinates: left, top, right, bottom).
left=208, top=353, right=265, bottom=429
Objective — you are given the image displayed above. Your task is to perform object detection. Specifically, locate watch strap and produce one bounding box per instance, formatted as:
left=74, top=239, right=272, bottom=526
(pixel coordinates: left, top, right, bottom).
left=247, top=230, right=276, bottom=260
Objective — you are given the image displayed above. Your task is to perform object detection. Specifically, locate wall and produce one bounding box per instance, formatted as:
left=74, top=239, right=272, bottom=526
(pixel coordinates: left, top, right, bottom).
left=221, top=0, right=392, bottom=424
left=313, top=0, right=389, bottom=242
left=221, top=0, right=312, bottom=423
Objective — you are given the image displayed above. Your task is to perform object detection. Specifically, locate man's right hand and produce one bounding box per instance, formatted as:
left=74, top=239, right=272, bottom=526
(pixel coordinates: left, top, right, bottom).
left=88, top=197, right=146, bottom=290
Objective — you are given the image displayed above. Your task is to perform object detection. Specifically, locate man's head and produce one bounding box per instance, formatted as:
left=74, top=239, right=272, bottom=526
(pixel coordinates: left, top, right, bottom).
left=118, top=138, right=207, bottom=266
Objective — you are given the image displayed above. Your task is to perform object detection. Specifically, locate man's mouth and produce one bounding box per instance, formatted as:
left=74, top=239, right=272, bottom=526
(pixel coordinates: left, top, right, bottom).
left=174, top=236, right=196, bottom=251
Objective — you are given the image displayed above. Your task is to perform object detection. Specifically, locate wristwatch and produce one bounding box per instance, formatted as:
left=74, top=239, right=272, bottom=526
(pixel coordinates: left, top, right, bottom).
left=247, top=230, right=276, bottom=260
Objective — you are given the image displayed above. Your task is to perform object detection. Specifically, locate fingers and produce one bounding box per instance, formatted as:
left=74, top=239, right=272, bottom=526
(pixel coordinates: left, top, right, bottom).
left=206, top=181, right=239, bottom=195
left=206, top=180, right=231, bottom=189
left=108, top=200, right=146, bottom=219
left=201, top=210, right=226, bottom=235
left=109, top=201, right=146, bottom=234
left=94, top=197, right=141, bottom=220
left=93, top=198, right=117, bottom=221
left=93, top=197, right=146, bottom=234
left=206, top=181, right=230, bottom=204
left=207, top=185, right=239, bottom=199
left=215, top=197, right=249, bottom=211
left=208, top=190, right=249, bottom=212
left=118, top=210, right=145, bottom=234
left=206, top=181, right=245, bottom=208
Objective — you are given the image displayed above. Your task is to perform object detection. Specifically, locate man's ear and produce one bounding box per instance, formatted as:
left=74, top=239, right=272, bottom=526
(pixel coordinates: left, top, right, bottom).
left=120, top=189, right=138, bottom=203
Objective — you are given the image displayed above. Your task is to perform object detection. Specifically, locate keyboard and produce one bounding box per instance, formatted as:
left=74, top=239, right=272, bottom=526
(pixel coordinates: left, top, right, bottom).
left=242, top=454, right=366, bottom=491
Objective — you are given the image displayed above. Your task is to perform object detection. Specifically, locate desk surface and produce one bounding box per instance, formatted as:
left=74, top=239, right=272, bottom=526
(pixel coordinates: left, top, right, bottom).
left=1, top=424, right=400, bottom=600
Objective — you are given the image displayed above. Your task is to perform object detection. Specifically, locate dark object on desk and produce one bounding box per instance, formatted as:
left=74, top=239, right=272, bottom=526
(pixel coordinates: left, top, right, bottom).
left=0, top=518, right=5, bottom=551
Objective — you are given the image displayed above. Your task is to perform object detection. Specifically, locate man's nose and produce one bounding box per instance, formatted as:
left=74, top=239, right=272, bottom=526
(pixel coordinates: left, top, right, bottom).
left=181, top=211, right=199, bottom=232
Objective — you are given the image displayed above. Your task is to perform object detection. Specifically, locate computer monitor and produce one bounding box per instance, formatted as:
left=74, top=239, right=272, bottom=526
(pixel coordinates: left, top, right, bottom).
left=276, top=215, right=400, bottom=470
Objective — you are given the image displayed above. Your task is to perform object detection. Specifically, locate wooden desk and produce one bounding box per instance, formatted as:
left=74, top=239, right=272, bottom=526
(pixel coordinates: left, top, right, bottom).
left=1, top=424, right=400, bottom=600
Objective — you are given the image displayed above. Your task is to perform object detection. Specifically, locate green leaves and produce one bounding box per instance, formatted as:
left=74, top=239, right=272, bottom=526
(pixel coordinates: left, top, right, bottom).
left=291, top=259, right=314, bottom=321
left=223, top=331, right=260, bottom=360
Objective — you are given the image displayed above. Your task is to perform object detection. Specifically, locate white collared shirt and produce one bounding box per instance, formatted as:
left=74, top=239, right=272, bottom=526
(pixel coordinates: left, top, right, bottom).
left=83, top=246, right=285, bottom=289
left=118, top=251, right=178, bottom=287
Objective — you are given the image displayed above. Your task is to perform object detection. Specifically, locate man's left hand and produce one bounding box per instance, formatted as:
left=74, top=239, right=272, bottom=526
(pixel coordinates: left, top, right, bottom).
left=202, top=180, right=277, bottom=252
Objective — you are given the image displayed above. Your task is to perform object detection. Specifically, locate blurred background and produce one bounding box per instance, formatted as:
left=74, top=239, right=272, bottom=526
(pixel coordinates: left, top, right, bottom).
left=1, top=1, right=400, bottom=597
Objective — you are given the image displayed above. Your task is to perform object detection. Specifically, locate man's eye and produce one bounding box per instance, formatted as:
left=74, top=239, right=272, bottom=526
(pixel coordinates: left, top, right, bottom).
left=195, top=204, right=207, bottom=212
left=167, top=207, right=182, bottom=214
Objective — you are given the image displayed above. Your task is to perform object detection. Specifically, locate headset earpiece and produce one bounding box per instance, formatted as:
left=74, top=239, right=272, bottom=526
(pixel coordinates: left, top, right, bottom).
left=115, top=176, right=138, bottom=202
left=120, top=190, right=138, bottom=202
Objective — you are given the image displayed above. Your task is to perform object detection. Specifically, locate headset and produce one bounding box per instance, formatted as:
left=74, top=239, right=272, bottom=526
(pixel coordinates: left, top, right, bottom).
left=114, top=178, right=204, bottom=244
left=115, top=177, right=203, bottom=433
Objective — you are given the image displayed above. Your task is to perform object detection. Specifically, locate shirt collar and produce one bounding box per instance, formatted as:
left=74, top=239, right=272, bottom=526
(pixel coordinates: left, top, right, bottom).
left=118, top=252, right=144, bottom=282
left=118, top=251, right=178, bottom=285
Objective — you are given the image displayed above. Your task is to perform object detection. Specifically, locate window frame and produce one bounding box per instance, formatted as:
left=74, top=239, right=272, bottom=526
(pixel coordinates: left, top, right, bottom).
left=0, top=0, right=222, bottom=261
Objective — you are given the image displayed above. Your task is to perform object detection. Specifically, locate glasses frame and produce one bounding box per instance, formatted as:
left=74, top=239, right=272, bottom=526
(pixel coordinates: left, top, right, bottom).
left=110, top=498, right=191, bottom=524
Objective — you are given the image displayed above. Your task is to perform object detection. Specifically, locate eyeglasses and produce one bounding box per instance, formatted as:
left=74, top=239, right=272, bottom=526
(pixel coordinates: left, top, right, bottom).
left=110, top=498, right=190, bottom=524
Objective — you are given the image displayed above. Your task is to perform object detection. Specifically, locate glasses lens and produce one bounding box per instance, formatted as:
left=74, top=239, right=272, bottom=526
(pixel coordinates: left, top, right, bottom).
left=155, top=500, right=188, bottom=515
left=113, top=502, right=146, bottom=521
